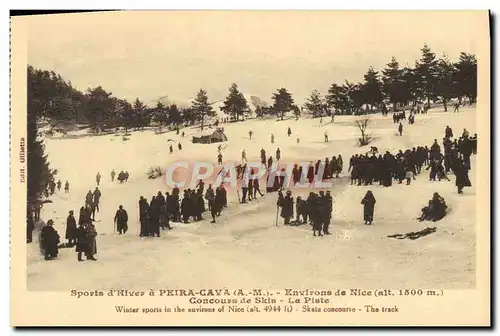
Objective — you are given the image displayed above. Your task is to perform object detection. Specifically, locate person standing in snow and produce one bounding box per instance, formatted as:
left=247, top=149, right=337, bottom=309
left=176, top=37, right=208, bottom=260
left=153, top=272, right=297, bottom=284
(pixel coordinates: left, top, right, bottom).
left=96, top=172, right=101, bottom=186
left=114, top=205, right=129, bottom=234
left=361, top=190, right=376, bottom=225
left=324, top=130, right=329, bottom=142
left=287, top=127, right=292, bottom=137
left=86, top=223, right=98, bottom=260
left=64, top=180, right=70, bottom=193
left=40, top=219, right=60, bottom=260
left=249, top=130, right=253, bottom=140
left=75, top=222, right=89, bottom=261
left=111, top=169, right=116, bottom=182
left=398, top=122, right=403, bottom=136
left=276, top=148, right=281, bottom=161
left=93, top=187, right=102, bottom=213
left=178, top=143, right=182, bottom=151
left=66, top=210, right=77, bottom=245
left=169, top=145, right=173, bottom=154
left=241, top=149, right=247, bottom=163
left=271, top=133, right=275, bottom=144
left=56, top=179, right=62, bottom=191
left=85, top=190, right=93, bottom=207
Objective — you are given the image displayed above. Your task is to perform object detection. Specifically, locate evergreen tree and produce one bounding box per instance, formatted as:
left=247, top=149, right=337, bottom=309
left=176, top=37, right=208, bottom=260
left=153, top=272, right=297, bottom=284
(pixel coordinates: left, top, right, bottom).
left=221, top=83, right=250, bottom=121
left=152, top=101, right=168, bottom=130
left=191, top=89, right=214, bottom=130
left=437, top=54, right=456, bottom=111
left=27, top=73, right=57, bottom=207
left=116, top=99, right=134, bottom=133
left=362, top=67, right=383, bottom=112
left=271, top=88, right=295, bottom=120
left=415, top=44, right=439, bottom=107
left=166, top=104, right=182, bottom=126
left=304, top=89, right=326, bottom=118
left=86, top=86, right=114, bottom=131
left=454, top=52, right=477, bottom=104
left=132, top=98, right=149, bottom=130
left=326, top=83, right=347, bottom=115
left=382, top=57, right=404, bottom=111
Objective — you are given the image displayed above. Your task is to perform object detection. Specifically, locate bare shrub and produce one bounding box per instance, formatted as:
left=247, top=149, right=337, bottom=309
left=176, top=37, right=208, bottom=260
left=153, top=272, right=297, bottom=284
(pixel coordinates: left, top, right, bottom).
left=355, top=117, right=373, bottom=147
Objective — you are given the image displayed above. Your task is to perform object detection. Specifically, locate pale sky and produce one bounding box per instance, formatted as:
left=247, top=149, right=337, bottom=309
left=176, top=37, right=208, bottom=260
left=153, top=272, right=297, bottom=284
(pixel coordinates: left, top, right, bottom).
left=23, top=11, right=486, bottom=106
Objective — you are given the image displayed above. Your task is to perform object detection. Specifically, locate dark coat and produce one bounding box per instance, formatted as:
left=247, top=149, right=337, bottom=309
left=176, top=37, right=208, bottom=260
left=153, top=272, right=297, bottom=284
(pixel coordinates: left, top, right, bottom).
left=361, top=193, right=376, bottom=222
left=75, top=225, right=88, bottom=252
left=65, top=215, right=77, bottom=240
left=454, top=163, right=472, bottom=187
left=280, top=195, right=294, bottom=219
left=41, top=225, right=60, bottom=252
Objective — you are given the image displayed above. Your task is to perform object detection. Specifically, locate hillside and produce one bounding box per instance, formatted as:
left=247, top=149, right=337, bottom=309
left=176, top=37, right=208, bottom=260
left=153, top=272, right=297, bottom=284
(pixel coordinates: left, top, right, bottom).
left=27, top=106, right=477, bottom=291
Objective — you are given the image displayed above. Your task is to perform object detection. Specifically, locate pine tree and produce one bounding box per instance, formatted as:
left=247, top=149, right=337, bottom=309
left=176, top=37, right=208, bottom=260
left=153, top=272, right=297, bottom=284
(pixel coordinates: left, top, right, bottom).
left=271, top=88, right=295, bottom=120
left=166, top=104, right=182, bottom=126
left=27, top=75, right=57, bottom=208
left=437, top=54, right=456, bottom=111
left=221, top=83, right=250, bottom=122
left=152, top=101, right=168, bottom=129
left=86, top=86, right=114, bottom=132
left=304, top=89, right=326, bottom=118
left=133, top=98, right=149, bottom=130
left=382, top=57, right=404, bottom=111
left=116, top=99, right=134, bottom=133
left=191, top=89, right=214, bottom=130
left=454, top=52, right=477, bottom=105
left=362, top=67, right=383, bottom=112
left=415, top=44, right=439, bottom=108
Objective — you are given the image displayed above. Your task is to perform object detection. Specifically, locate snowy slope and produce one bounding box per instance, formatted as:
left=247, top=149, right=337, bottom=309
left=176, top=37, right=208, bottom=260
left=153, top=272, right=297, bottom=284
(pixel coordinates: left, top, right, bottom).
left=27, top=106, right=477, bottom=290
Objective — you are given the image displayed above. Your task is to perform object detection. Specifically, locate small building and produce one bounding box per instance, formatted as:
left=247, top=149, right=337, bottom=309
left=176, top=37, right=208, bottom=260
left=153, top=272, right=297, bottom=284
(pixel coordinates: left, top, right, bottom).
left=192, top=127, right=228, bottom=144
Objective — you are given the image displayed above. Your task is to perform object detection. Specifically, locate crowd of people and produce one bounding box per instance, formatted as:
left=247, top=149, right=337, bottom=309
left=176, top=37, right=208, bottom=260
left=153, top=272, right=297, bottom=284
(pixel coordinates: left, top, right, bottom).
left=32, top=107, right=478, bottom=262
left=346, top=126, right=476, bottom=193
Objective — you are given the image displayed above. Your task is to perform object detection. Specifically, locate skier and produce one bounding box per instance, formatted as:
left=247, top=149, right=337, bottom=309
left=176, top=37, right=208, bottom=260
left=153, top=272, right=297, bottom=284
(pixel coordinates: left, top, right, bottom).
left=241, top=149, right=247, bottom=163
left=64, top=180, right=70, bottom=193
left=56, top=179, right=62, bottom=191
left=324, top=130, right=329, bottom=142
left=217, top=153, right=223, bottom=165
left=271, top=133, right=275, bottom=144
left=111, top=169, right=116, bottom=182
left=114, top=205, right=129, bottom=234
left=287, top=127, right=292, bottom=137
left=453, top=102, right=460, bottom=113
left=249, top=130, right=253, bottom=140
left=398, top=122, right=403, bottom=136
left=276, top=148, right=281, bottom=161
left=96, top=172, right=101, bottom=186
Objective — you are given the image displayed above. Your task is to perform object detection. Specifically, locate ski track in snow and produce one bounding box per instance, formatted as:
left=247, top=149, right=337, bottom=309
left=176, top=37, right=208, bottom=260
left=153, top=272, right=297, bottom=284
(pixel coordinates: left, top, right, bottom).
left=28, top=107, right=477, bottom=291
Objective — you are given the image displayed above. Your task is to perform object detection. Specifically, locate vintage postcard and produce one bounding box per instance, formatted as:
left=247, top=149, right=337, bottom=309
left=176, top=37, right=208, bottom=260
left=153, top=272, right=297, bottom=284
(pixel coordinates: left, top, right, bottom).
left=10, top=10, right=490, bottom=326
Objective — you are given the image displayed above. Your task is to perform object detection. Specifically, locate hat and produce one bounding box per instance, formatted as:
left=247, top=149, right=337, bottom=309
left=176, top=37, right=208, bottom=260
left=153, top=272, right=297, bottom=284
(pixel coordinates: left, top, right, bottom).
left=47, top=219, right=54, bottom=226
